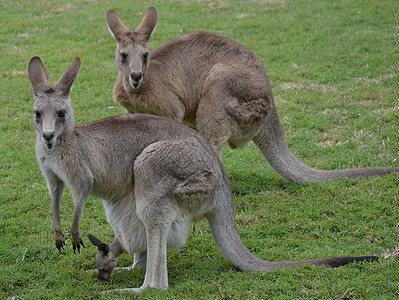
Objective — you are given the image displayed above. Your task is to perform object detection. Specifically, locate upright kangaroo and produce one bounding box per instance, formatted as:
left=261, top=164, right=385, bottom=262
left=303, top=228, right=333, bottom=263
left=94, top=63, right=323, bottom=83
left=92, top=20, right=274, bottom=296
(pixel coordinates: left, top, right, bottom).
left=106, top=7, right=398, bottom=184
left=29, top=56, right=377, bottom=292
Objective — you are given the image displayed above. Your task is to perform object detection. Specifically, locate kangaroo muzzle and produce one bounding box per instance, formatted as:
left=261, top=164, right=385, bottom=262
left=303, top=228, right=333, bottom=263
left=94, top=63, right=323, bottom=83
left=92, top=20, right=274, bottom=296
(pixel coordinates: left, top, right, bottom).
left=130, top=72, right=143, bottom=88
left=97, top=270, right=111, bottom=281
left=42, top=131, right=55, bottom=149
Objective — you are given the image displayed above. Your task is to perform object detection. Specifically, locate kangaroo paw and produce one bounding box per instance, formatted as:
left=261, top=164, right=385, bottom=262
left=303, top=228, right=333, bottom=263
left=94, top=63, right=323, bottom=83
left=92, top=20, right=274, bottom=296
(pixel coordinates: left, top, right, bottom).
left=55, top=231, right=66, bottom=253
left=72, top=238, right=85, bottom=254
left=55, top=239, right=66, bottom=253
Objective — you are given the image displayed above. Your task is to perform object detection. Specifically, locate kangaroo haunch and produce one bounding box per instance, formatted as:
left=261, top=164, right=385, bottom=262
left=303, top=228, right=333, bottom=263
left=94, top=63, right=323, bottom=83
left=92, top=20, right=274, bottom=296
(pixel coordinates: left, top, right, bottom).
left=107, top=7, right=398, bottom=184
left=29, top=56, right=378, bottom=293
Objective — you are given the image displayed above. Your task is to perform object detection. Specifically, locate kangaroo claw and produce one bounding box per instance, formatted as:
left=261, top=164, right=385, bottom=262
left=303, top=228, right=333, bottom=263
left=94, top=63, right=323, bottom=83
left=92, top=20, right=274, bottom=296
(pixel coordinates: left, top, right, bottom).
left=56, top=239, right=66, bottom=253
left=73, top=239, right=85, bottom=254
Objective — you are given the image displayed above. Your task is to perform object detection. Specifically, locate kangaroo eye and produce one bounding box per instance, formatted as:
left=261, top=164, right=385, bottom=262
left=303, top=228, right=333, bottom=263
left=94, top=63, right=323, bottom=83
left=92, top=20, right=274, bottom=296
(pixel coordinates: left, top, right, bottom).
left=120, top=53, right=127, bottom=60
left=143, top=53, right=149, bottom=60
left=34, top=111, right=41, bottom=118
left=58, top=110, right=66, bottom=118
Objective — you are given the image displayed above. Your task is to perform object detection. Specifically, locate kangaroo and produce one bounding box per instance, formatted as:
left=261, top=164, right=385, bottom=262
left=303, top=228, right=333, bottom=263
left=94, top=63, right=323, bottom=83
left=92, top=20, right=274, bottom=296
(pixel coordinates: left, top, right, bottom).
left=29, top=56, right=377, bottom=292
left=106, top=7, right=398, bottom=184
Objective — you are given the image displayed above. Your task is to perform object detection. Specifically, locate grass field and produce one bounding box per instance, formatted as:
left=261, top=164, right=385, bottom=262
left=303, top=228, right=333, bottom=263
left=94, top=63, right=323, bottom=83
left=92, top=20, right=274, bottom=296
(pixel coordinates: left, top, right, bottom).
left=1, top=0, right=399, bottom=298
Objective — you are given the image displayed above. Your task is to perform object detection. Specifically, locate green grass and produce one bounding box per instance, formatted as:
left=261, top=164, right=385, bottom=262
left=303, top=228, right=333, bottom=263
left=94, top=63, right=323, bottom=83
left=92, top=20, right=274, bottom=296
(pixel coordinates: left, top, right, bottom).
left=1, top=0, right=399, bottom=298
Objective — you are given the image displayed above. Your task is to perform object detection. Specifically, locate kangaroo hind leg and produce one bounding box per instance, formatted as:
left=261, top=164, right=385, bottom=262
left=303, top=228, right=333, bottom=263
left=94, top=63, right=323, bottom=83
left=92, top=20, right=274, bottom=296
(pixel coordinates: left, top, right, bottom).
left=113, top=252, right=147, bottom=273
left=198, top=63, right=271, bottom=157
left=132, top=251, right=147, bottom=270
left=128, top=139, right=217, bottom=292
left=128, top=142, right=182, bottom=291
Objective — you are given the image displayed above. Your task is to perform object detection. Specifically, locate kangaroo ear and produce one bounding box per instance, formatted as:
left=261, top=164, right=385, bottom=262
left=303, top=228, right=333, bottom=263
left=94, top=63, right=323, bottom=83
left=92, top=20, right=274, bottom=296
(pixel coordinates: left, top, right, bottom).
left=98, top=244, right=110, bottom=256
left=134, top=7, right=158, bottom=41
left=88, top=234, right=103, bottom=246
left=54, top=56, right=81, bottom=96
left=28, top=56, right=50, bottom=95
left=88, top=234, right=110, bottom=256
left=106, top=10, right=130, bottom=42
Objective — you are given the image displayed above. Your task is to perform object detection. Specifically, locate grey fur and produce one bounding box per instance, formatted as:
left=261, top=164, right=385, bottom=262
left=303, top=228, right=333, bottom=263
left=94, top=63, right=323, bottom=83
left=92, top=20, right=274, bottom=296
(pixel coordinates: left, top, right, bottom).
left=29, top=56, right=377, bottom=293
left=107, top=7, right=398, bottom=184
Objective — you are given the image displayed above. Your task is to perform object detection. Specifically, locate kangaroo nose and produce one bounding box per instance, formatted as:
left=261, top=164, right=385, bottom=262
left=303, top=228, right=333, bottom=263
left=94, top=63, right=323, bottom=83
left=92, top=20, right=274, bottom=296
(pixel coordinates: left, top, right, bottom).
left=130, top=72, right=142, bottom=82
left=43, top=132, right=54, bottom=142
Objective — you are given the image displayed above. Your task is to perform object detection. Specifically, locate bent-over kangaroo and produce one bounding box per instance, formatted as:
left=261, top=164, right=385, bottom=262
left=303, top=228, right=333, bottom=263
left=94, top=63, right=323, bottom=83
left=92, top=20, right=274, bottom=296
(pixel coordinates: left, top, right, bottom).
left=106, top=7, right=398, bottom=184
left=29, top=56, right=377, bottom=292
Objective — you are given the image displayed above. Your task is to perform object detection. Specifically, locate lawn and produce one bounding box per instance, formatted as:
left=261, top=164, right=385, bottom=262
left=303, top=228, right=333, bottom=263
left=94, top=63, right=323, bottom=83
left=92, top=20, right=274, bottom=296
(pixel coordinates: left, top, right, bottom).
left=1, top=0, right=398, bottom=298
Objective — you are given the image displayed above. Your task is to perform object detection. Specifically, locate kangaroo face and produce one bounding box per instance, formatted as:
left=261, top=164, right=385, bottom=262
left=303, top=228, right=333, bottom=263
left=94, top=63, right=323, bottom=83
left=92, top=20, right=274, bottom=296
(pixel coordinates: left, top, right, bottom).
left=95, top=251, right=118, bottom=281
left=28, top=56, right=80, bottom=149
left=33, top=95, right=72, bottom=149
left=116, top=40, right=150, bottom=89
left=106, top=8, right=158, bottom=90
left=88, top=234, right=118, bottom=281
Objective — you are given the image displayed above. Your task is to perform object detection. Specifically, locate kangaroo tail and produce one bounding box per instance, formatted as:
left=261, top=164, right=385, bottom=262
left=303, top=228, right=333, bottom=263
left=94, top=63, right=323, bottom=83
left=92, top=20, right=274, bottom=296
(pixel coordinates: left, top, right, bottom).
left=253, top=105, right=398, bottom=184
left=207, top=191, right=378, bottom=271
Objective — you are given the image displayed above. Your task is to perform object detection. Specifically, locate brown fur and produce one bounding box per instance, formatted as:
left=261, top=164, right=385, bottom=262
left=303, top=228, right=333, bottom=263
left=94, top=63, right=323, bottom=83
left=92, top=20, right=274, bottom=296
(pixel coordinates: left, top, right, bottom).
left=107, top=7, right=398, bottom=184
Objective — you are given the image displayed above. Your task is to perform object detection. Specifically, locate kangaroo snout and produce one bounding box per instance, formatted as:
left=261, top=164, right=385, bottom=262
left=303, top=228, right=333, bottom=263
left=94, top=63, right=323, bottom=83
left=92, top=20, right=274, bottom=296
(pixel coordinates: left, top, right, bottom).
left=98, top=271, right=110, bottom=281
left=130, top=72, right=142, bottom=81
left=130, top=72, right=143, bottom=88
left=42, top=131, right=55, bottom=148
